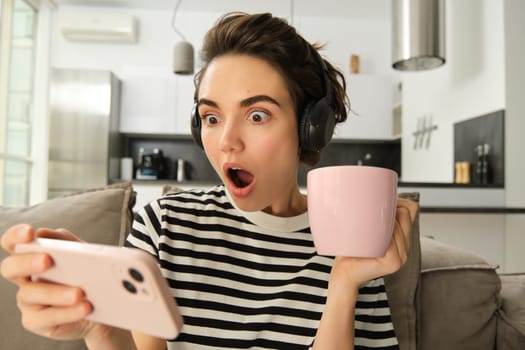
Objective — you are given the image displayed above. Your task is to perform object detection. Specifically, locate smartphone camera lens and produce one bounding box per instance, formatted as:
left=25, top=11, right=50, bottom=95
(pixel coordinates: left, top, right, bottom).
left=122, top=280, right=137, bottom=294
left=129, top=268, right=144, bottom=282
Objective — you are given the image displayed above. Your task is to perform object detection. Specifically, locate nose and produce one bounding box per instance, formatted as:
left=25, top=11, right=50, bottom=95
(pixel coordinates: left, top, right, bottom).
left=219, top=119, right=244, bottom=153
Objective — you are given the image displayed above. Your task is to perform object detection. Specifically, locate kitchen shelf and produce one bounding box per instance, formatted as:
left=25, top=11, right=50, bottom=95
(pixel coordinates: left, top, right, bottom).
left=399, top=182, right=504, bottom=189
left=121, top=132, right=193, bottom=140
left=420, top=207, right=525, bottom=214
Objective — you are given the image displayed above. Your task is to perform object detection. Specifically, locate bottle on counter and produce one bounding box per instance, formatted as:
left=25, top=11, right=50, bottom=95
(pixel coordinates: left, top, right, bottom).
left=474, top=145, right=483, bottom=184
left=176, top=159, right=187, bottom=182
left=481, top=143, right=492, bottom=185
left=136, top=147, right=145, bottom=179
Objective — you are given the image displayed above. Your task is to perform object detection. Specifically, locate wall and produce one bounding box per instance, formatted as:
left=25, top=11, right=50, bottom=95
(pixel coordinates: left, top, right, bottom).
left=503, top=0, right=525, bottom=273
left=400, top=0, right=505, bottom=183
left=50, top=5, right=393, bottom=80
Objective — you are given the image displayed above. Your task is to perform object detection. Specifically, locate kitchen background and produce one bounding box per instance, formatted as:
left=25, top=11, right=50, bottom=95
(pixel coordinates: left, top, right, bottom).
left=1, top=0, right=524, bottom=273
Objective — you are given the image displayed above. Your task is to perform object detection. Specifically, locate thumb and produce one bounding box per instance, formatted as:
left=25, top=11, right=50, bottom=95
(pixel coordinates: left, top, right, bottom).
left=35, top=228, right=84, bottom=243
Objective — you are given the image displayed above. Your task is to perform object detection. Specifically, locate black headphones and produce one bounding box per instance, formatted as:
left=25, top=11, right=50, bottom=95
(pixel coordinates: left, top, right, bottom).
left=191, top=53, right=335, bottom=153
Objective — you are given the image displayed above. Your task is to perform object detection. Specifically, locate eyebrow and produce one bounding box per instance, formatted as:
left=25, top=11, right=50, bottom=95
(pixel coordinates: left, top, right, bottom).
left=240, top=95, right=281, bottom=108
left=197, top=98, right=219, bottom=108
left=197, top=95, right=281, bottom=109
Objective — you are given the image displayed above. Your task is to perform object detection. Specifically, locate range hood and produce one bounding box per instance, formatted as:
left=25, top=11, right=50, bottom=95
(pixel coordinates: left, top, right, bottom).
left=392, top=0, right=446, bottom=71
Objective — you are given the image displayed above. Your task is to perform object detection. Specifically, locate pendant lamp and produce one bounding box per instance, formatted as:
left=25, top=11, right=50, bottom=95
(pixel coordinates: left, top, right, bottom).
left=392, top=0, right=446, bottom=71
left=172, top=0, right=194, bottom=75
left=173, top=41, right=194, bottom=75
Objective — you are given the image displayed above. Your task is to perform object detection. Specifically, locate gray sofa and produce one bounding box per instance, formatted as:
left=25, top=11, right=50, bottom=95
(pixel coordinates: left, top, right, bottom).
left=1, top=183, right=524, bottom=349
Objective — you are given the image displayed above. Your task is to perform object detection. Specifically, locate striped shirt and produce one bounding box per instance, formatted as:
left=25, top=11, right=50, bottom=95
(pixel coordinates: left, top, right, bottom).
left=126, top=185, right=399, bottom=349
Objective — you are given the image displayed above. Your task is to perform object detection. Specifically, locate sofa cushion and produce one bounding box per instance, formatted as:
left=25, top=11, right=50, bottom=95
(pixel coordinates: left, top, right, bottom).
left=417, top=237, right=500, bottom=350
left=0, top=182, right=136, bottom=350
left=384, top=192, right=421, bottom=350
left=0, top=181, right=135, bottom=245
left=162, top=184, right=184, bottom=195
left=497, top=273, right=525, bottom=349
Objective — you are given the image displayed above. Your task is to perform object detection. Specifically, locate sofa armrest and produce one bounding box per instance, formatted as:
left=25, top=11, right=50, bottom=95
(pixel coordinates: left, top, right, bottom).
left=497, top=273, right=525, bottom=349
left=417, top=237, right=500, bottom=350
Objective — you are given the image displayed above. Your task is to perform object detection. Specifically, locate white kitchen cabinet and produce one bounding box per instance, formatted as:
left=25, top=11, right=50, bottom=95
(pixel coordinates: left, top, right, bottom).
left=174, top=74, right=195, bottom=135
left=333, top=74, right=393, bottom=140
left=119, top=66, right=193, bottom=135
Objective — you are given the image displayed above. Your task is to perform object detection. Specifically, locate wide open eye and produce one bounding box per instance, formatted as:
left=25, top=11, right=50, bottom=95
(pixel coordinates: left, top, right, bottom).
left=247, top=110, right=270, bottom=123
left=202, top=113, right=220, bottom=126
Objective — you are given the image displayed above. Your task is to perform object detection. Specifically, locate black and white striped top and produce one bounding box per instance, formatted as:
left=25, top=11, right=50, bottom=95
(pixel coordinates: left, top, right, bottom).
left=126, top=185, right=399, bottom=350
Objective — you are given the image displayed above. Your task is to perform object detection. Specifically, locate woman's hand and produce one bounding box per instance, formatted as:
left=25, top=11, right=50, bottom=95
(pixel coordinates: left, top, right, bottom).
left=313, top=198, right=419, bottom=349
left=0, top=224, right=135, bottom=349
left=330, top=197, right=419, bottom=289
left=1, top=224, right=94, bottom=340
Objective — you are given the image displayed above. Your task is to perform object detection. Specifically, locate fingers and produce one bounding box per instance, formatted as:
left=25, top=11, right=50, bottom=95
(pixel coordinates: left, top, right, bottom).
left=0, top=253, right=53, bottom=284
left=1, top=225, right=83, bottom=287
left=395, top=199, right=418, bottom=244
left=392, top=210, right=409, bottom=262
left=15, top=280, right=91, bottom=338
left=1, top=224, right=35, bottom=253
left=18, top=282, right=86, bottom=307
left=19, top=299, right=92, bottom=337
left=396, top=197, right=419, bottom=224
left=2, top=225, right=82, bottom=254
left=36, top=228, right=83, bottom=242
left=381, top=223, right=407, bottom=275
left=381, top=204, right=414, bottom=274
left=0, top=225, right=48, bottom=285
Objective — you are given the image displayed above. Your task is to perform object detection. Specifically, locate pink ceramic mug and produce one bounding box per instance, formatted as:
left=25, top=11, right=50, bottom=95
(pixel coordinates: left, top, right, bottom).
left=307, top=165, right=398, bottom=257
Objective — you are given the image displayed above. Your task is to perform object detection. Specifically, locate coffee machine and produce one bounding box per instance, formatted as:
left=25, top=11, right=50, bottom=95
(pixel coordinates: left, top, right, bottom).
left=136, top=148, right=166, bottom=180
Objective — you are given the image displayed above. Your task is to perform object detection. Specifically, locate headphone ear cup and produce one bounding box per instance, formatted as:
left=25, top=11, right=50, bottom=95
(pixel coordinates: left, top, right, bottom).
left=299, top=98, right=335, bottom=152
left=298, top=102, right=313, bottom=151
left=190, top=103, right=203, bottom=149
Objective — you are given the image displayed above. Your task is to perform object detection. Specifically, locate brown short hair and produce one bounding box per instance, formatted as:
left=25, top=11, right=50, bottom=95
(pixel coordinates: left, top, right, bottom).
left=194, top=12, right=348, bottom=165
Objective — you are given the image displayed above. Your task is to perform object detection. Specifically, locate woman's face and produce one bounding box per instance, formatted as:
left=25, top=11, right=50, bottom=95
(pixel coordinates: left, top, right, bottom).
left=197, top=54, right=303, bottom=215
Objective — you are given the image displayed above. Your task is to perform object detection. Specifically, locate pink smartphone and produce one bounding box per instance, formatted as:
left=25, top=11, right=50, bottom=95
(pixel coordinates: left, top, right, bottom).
left=15, top=238, right=183, bottom=339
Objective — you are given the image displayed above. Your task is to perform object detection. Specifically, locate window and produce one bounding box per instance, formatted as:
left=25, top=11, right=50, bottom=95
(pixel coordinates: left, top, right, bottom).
left=0, top=0, right=37, bottom=206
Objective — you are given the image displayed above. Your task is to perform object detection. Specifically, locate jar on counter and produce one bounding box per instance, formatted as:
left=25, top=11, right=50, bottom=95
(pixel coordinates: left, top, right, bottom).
left=455, top=161, right=471, bottom=184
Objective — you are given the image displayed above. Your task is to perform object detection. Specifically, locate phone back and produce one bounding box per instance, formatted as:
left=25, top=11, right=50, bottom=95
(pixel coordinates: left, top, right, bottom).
left=16, top=239, right=183, bottom=339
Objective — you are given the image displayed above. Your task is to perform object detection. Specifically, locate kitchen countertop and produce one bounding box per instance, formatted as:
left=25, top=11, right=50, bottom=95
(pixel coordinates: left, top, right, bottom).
left=419, top=206, right=525, bottom=214
left=398, top=181, right=504, bottom=189
left=129, top=179, right=504, bottom=188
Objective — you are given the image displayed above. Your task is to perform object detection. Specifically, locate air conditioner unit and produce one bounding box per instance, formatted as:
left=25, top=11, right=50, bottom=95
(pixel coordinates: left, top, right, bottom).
left=59, top=12, right=138, bottom=43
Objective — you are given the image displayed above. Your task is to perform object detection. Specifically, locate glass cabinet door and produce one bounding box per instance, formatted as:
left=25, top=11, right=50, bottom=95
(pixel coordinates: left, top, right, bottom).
left=0, top=0, right=36, bottom=206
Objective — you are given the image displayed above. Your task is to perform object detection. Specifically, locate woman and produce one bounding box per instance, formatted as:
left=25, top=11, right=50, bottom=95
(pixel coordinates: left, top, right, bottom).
left=1, top=12, right=417, bottom=350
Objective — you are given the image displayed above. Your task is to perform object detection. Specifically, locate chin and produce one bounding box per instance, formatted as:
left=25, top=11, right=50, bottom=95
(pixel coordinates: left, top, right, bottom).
left=228, top=190, right=273, bottom=213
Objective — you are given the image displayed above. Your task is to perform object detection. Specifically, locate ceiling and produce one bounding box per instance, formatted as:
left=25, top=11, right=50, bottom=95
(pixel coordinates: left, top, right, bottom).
left=51, top=0, right=390, bottom=20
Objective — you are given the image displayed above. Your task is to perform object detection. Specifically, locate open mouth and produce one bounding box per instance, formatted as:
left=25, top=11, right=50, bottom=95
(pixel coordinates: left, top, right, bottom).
left=228, top=167, right=255, bottom=188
